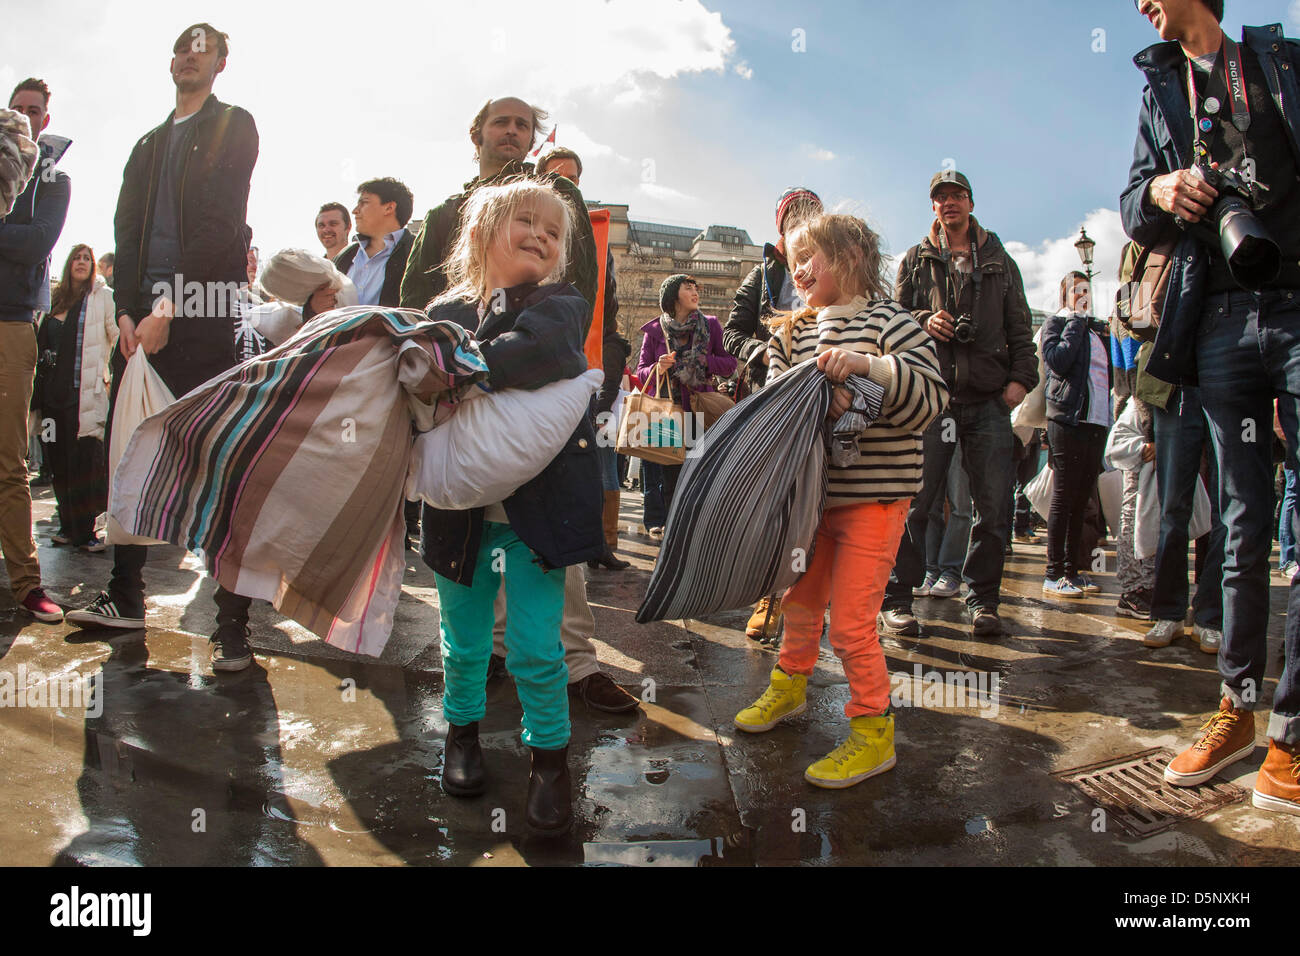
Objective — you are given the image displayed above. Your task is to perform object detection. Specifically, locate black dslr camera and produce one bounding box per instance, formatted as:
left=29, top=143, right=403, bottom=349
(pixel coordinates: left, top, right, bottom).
left=1181, top=162, right=1280, bottom=291
left=952, top=313, right=976, bottom=344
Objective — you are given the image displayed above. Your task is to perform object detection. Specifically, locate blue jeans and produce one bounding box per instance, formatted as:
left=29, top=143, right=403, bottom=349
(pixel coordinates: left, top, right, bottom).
left=925, top=440, right=972, bottom=576
left=1149, top=386, right=1224, bottom=629
left=1195, top=288, right=1300, bottom=744
left=1280, top=467, right=1296, bottom=569
left=598, top=443, right=619, bottom=492
left=434, top=521, right=569, bottom=749
left=885, top=398, right=1015, bottom=613
left=642, top=461, right=665, bottom=528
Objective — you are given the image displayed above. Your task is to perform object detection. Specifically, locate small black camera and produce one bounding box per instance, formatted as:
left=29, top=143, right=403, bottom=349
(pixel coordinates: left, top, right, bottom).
left=952, top=313, right=976, bottom=344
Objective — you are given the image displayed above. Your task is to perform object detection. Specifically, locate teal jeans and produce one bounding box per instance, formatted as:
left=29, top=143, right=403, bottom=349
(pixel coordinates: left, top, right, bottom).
left=434, top=521, right=570, bottom=749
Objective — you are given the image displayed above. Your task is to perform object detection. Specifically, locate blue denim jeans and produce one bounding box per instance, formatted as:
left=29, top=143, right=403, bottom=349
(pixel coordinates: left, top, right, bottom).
left=885, top=397, right=1015, bottom=613
left=1195, top=288, right=1300, bottom=744
left=1149, top=386, right=1224, bottom=629
left=1280, top=467, right=1296, bottom=569
left=925, top=440, right=972, bottom=577
left=642, top=461, right=666, bottom=529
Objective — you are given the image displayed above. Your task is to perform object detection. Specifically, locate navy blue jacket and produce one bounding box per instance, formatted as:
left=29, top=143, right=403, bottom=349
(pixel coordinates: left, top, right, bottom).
left=0, top=135, right=71, bottom=322
left=420, top=281, right=604, bottom=585
left=1042, top=310, right=1113, bottom=427
left=1121, top=23, right=1300, bottom=387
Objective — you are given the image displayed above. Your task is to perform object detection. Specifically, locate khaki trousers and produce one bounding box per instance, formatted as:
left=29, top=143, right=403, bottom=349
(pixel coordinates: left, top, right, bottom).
left=493, top=562, right=600, bottom=683
left=0, top=321, right=41, bottom=600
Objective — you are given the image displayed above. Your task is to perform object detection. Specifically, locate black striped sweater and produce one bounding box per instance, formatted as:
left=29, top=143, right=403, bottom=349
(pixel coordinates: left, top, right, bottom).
left=766, top=296, right=949, bottom=505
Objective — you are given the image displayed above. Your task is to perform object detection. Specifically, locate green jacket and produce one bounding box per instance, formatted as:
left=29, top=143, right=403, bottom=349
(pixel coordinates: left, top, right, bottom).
left=398, top=161, right=598, bottom=320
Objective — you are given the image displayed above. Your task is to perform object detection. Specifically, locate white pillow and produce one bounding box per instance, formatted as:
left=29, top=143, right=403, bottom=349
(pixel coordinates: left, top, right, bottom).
left=407, top=369, right=603, bottom=511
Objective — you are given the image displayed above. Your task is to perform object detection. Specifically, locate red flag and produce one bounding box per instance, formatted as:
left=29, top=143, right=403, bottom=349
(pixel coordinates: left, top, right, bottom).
left=530, top=126, right=557, bottom=159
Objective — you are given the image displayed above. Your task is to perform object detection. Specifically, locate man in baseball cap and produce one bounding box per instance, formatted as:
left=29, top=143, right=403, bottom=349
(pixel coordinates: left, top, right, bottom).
left=878, top=169, right=1037, bottom=640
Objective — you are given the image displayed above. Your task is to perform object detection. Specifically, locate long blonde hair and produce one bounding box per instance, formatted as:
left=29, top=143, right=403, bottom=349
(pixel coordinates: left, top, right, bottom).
left=437, top=179, right=576, bottom=305
left=769, top=213, right=892, bottom=342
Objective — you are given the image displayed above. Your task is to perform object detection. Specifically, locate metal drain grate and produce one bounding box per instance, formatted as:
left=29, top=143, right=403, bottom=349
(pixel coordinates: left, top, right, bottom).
left=1053, top=747, right=1249, bottom=837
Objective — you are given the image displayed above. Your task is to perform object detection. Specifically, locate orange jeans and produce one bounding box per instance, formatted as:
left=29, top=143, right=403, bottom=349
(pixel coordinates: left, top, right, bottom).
left=778, top=498, right=911, bottom=718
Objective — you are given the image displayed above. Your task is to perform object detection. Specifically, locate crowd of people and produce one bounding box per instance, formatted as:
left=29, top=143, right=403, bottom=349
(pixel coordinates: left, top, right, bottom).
left=0, top=0, right=1296, bottom=836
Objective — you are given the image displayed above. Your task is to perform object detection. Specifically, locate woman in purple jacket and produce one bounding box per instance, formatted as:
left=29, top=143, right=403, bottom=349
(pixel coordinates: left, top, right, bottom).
left=636, top=274, right=737, bottom=534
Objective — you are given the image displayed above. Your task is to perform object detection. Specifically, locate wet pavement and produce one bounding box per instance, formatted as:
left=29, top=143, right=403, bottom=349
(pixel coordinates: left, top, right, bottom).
left=2, top=483, right=1298, bottom=866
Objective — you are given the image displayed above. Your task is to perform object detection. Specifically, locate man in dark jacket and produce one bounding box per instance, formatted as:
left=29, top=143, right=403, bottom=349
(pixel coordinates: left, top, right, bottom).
left=879, top=170, right=1037, bottom=638
left=303, top=177, right=420, bottom=545
left=405, top=108, right=634, bottom=713
left=537, top=145, right=632, bottom=571
left=399, top=97, right=596, bottom=312
left=66, top=23, right=260, bottom=674
left=304, top=178, right=414, bottom=318
left=0, top=77, right=68, bottom=623
left=1122, top=0, right=1300, bottom=814
left=723, top=186, right=822, bottom=645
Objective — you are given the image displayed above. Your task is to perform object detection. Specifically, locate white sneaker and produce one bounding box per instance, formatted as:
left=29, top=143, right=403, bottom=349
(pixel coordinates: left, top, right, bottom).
left=929, top=571, right=962, bottom=598
left=913, top=571, right=938, bottom=597
left=1195, top=625, right=1222, bottom=654
left=1143, top=619, right=1183, bottom=648
left=1282, top=561, right=1299, bottom=581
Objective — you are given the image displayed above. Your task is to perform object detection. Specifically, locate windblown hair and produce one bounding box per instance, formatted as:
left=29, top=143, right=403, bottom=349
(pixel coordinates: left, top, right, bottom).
left=769, top=213, right=892, bottom=339
left=437, top=179, right=576, bottom=306
left=469, top=98, right=549, bottom=162
left=50, top=243, right=96, bottom=317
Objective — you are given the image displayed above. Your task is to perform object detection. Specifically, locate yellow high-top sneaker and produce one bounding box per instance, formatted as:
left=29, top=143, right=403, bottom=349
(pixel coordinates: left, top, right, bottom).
left=804, top=714, right=896, bottom=789
left=734, top=667, right=807, bottom=732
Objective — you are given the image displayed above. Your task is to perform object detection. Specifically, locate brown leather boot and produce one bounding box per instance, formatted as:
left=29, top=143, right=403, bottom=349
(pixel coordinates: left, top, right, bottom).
left=602, top=490, right=622, bottom=552
left=1164, top=697, right=1257, bottom=787
left=587, top=491, right=631, bottom=570
left=745, top=594, right=783, bottom=643
left=1252, top=738, right=1300, bottom=816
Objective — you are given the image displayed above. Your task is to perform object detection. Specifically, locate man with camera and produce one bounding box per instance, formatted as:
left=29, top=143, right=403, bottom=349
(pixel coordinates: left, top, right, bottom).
left=879, top=170, right=1037, bottom=638
left=1124, top=0, right=1300, bottom=814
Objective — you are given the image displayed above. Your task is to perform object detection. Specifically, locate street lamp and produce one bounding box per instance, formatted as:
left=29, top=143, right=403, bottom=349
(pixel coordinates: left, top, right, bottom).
left=1074, top=227, right=1097, bottom=316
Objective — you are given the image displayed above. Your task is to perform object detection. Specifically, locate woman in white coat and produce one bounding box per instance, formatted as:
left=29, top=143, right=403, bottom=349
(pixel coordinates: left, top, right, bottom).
left=34, top=244, right=117, bottom=550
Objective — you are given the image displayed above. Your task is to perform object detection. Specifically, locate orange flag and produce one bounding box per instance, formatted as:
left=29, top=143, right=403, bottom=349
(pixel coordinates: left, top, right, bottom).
left=585, top=208, right=610, bottom=371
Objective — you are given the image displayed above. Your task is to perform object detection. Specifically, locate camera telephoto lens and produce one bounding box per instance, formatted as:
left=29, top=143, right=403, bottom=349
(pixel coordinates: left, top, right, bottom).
left=1215, top=198, right=1281, bottom=291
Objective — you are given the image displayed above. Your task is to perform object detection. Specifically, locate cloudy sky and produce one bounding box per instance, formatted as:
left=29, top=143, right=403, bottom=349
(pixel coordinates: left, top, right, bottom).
left=6, top=0, right=1298, bottom=314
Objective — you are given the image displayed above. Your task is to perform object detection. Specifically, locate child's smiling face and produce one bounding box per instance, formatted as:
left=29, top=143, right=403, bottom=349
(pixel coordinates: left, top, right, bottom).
left=792, top=248, right=846, bottom=309
left=496, top=198, right=566, bottom=288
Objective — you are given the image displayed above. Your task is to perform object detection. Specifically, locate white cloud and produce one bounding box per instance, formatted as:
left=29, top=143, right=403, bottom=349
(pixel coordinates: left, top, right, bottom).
left=638, top=182, right=699, bottom=205
left=551, top=124, right=623, bottom=164
left=734, top=61, right=754, bottom=80
left=1003, top=209, right=1127, bottom=316
left=434, top=0, right=738, bottom=101
left=804, top=145, right=837, bottom=162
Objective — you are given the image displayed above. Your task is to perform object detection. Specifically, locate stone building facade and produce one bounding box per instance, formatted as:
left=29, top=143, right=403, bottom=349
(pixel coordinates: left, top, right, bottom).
left=589, top=202, right=764, bottom=371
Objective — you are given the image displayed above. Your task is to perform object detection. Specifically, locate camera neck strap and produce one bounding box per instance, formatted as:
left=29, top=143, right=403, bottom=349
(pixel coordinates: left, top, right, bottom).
left=1186, top=35, right=1252, bottom=160
left=938, top=226, right=982, bottom=318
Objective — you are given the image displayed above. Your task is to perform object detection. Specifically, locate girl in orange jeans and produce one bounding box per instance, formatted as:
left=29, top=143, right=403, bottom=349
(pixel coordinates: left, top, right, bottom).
left=733, top=213, right=948, bottom=788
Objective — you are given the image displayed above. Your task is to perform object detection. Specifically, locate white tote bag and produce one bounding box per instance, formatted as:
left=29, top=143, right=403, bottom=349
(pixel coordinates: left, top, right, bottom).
left=106, top=351, right=175, bottom=545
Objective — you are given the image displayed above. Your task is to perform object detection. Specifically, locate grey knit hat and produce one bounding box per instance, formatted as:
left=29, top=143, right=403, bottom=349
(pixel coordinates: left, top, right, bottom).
left=659, top=273, right=696, bottom=314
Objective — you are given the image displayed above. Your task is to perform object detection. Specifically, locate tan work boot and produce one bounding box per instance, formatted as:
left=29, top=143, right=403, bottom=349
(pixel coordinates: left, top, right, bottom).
left=1252, top=738, right=1300, bottom=816
left=1164, top=697, right=1257, bottom=787
left=745, top=594, right=783, bottom=642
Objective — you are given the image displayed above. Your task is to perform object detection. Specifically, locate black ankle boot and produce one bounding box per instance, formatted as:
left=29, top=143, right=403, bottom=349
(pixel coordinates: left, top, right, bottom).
left=588, top=549, right=631, bottom=570
left=525, top=745, right=572, bottom=835
left=442, top=722, right=485, bottom=797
